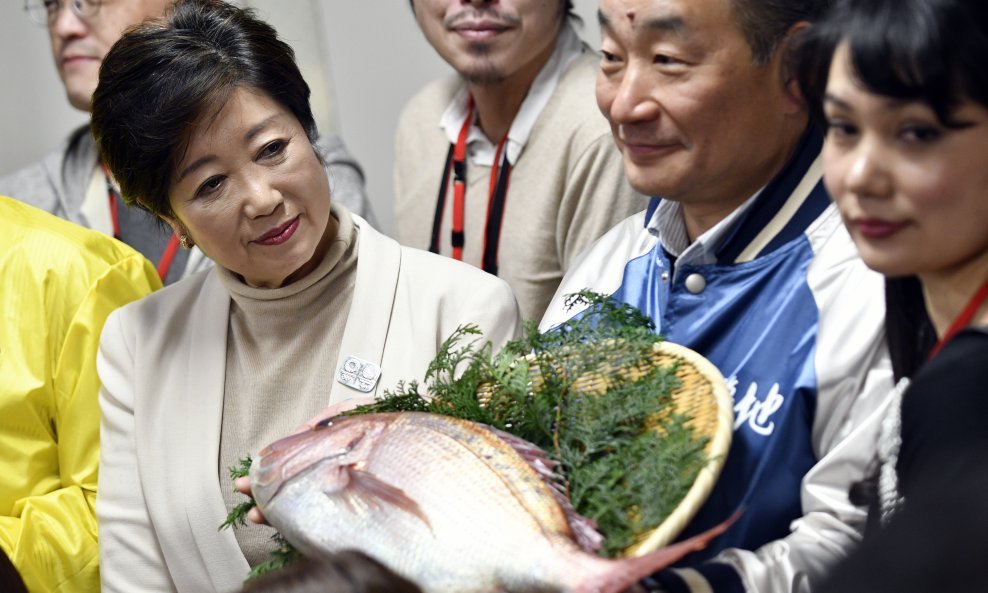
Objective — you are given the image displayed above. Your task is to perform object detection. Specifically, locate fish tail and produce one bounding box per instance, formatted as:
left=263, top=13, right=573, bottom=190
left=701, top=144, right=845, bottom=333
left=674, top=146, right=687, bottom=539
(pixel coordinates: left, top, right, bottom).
left=576, top=511, right=739, bottom=593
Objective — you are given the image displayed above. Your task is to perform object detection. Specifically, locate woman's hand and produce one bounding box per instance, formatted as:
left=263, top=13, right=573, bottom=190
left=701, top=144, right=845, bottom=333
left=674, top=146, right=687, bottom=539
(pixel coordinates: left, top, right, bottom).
left=234, top=476, right=268, bottom=524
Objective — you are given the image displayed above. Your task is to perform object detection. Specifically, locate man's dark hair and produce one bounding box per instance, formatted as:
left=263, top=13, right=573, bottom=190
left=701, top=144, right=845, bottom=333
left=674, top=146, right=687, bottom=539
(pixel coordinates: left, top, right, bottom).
left=90, top=0, right=318, bottom=218
left=730, top=0, right=833, bottom=65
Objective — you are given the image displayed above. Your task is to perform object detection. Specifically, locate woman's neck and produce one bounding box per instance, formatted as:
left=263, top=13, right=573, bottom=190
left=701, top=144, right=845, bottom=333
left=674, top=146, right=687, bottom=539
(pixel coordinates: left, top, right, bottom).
left=920, top=251, right=988, bottom=337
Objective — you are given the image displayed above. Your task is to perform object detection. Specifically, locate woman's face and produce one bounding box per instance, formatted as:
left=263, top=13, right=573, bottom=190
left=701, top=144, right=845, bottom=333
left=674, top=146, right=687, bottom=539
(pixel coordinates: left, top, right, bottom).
left=166, top=86, right=332, bottom=288
left=822, top=43, right=988, bottom=282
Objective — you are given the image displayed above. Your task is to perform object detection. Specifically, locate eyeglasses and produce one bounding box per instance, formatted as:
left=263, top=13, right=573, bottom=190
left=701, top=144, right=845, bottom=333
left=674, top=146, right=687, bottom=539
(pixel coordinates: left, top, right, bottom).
left=24, top=0, right=103, bottom=27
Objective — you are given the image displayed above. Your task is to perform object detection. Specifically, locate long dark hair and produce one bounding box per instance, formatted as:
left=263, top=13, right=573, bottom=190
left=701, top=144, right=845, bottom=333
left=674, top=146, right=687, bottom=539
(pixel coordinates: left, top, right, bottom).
left=91, top=0, right=319, bottom=219
left=797, top=0, right=988, bottom=378
left=797, top=0, right=988, bottom=128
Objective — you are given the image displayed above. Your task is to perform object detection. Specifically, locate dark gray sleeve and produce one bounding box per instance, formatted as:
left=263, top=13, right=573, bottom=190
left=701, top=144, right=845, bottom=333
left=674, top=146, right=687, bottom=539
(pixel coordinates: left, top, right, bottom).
left=0, top=156, right=63, bottom=216
left=0, top=126, right=95, bottom=226
left=317, top=134, right=377, bottom=229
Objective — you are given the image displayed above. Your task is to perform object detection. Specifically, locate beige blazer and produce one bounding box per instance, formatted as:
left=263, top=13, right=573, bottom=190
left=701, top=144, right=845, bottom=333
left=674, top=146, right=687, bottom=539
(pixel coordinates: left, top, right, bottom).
left=96, top=217, right=521, bottom=593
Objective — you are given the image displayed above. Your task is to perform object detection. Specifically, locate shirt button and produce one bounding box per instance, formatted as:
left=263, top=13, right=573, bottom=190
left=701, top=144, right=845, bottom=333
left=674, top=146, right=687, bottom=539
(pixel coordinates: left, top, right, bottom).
left=685, top=273, right=706, bottom=294
left=661, top=272, right=670, bottom=282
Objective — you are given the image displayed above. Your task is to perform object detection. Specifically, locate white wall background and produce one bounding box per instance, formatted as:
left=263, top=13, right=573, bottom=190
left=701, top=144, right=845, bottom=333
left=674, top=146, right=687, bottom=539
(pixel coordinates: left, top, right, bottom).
left=0, top=2, right=89, bottom=174
left=0, top=0, right=602, bottom=236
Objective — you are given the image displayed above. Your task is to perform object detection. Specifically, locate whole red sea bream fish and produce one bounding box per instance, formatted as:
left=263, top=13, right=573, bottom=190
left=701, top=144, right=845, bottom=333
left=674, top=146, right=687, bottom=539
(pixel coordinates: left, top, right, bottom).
left=251, top=412, right=728, bottom=593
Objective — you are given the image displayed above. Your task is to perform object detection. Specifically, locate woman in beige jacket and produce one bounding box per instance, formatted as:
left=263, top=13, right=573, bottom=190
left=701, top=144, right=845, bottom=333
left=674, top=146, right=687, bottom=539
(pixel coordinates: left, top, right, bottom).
left=90, top=2, right=520, bottom=591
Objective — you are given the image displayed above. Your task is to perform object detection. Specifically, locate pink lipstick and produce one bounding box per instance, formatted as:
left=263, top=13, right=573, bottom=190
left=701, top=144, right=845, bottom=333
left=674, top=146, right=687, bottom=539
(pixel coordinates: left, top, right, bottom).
left=855, top=218, right=907, bottom=239
left=253, top=216, right=299, bottom=246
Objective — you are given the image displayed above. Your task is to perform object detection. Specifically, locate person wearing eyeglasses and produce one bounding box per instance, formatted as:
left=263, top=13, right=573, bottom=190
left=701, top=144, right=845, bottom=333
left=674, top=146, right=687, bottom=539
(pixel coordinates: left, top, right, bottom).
left=0, top=0, right=376, bottom=286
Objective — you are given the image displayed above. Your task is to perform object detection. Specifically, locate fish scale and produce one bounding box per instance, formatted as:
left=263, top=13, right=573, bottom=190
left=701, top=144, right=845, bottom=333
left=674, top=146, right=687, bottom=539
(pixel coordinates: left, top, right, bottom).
left=361, top=415, right=571, bottom=587
left=380, top=413, right=573, bottom=536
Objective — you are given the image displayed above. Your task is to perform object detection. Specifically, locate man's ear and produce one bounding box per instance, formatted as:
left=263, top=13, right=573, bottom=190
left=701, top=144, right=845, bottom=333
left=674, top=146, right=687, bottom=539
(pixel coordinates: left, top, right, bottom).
left=778, top=20, right=812, bottom=115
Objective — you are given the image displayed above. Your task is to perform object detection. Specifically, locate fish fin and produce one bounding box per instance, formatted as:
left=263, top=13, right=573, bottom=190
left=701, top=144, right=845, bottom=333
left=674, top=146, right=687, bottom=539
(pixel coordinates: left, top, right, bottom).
left=333, top=464, right=433, bottom=531
left=577, top=510, right=741, bottom=593
left=490, top=427, right=604, bottom=554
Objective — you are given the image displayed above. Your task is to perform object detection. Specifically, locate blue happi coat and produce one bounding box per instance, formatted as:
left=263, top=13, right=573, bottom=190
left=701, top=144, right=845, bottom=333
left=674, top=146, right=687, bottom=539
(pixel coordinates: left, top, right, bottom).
left=541, top=129, right=894, bottom=593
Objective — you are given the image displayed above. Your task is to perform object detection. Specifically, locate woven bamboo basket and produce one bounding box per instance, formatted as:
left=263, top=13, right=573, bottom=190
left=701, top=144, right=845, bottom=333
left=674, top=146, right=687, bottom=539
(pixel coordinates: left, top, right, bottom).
left=479, top=339, right=732, bottom=557
left=623, top=341, right=732, bottom=557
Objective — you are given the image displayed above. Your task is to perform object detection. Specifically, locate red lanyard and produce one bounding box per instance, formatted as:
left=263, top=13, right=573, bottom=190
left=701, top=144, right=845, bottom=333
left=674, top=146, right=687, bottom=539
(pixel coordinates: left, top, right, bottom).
left=428, top=98, right=512, bottom=276
left=102, top=162, right=181, bottom=282
left=928, top=278, right=988, bottom=359
left=155, top=234, right=181, bottom=282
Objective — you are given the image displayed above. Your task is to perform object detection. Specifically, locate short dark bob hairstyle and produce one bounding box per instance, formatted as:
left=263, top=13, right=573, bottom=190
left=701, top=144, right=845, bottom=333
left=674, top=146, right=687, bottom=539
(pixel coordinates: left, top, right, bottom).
left=91, top=0, right=318, bottom=218
left=797, top=0, right=988, bottom=127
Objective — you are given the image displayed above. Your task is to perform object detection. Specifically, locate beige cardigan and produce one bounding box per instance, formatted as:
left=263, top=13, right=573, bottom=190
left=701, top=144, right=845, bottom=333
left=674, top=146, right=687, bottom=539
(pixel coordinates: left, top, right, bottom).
left=394, top=51, right=645, bottom=322
left=96, top=215, right=520, bottom=593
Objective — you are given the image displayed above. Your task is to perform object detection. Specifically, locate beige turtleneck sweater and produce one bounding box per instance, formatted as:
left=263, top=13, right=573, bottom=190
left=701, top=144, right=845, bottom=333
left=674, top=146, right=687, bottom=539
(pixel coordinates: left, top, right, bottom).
left=217, top=205, right=358, bottom=566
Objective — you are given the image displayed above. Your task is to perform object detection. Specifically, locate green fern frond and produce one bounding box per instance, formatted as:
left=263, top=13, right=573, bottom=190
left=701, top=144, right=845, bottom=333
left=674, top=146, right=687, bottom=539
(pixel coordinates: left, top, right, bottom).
left=245, top=533, right=303, bottom=582
left=345, top=290, right=709, bottom=557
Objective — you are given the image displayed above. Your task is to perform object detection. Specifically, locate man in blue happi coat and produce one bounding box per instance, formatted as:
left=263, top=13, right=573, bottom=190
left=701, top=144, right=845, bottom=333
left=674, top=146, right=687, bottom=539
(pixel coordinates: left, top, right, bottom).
left=540, top=0, right=894, bottom=591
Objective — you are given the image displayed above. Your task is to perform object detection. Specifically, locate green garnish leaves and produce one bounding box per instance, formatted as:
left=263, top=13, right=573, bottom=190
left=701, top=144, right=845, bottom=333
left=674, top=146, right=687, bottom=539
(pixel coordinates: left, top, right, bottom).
left=347, top=290, right=709, bottom=556
left=223, top=290, right=710, bottom=578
